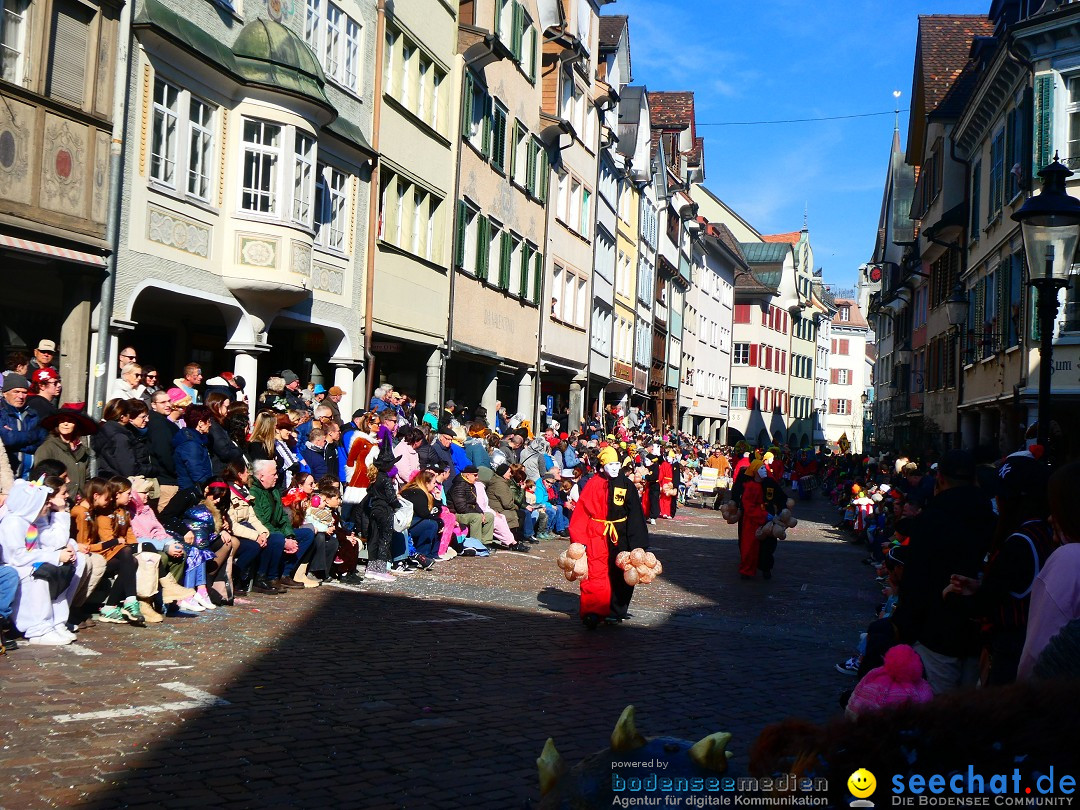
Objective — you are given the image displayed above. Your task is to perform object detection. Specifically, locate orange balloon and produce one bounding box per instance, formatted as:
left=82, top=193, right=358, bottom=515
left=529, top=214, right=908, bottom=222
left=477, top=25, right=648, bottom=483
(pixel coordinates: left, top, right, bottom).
left=629, top=548, right=646, bottom=566
left=624, top=567, right=640, bottom=586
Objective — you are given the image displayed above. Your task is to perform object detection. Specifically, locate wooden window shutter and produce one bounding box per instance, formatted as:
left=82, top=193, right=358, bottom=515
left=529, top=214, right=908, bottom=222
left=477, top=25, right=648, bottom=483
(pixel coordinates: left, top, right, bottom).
left=762, top=307, right=768, bottom=326
left=461, top=71, right=474, bottom=137
left=454, top=201, right=467, bottom=268
left=747, top=387, right=757, bottom=410
left=829, top=399, right=837, bottom=414
left=519, top=244, right=532, bottom=298
left=533, top=250, right=543, bottom=303
left=845, top=399, right=853, bottom=414
left=734, top=303, right=750, bottom=323
left=511, top=2, right=523, bottom=61
left=840, top=339, right=849, bottom=355
left=748, top=343, right=758, bottom=366
left=538, top=146, right=549, bottom=201
left=499, top=232, right=511, bottom=289
left=1035, top=73, right=1054, bottom=175
left=525, top=136, right=537, bottom=194
left=481, top=94, right=492, bottom=158
left=47, top=0, right=92, bottom=107
left=509, top=120, right=519, bottom=179
left=476, top=215, right=489, bottom=278
left=765, top=346, right=773, bottom=370
left=830, top=368, right=839, bottom=384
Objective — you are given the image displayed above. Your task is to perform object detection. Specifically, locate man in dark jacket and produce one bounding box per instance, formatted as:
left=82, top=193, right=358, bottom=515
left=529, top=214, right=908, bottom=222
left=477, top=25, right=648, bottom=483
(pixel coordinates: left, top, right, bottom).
left=418, top=428, right=457, bottom=482
left=0, top=374, right=45, bottom=479
left=171, top=405, right=215, bottom=493
left=892, top=449, right=996, bottom=695
left=147, top=390, right=181, bottom=510
left=280, top=370, right=309, bottom=412
left=437, top=400, right=457, bottom=432
left=447, top=465, right=494, bottom=546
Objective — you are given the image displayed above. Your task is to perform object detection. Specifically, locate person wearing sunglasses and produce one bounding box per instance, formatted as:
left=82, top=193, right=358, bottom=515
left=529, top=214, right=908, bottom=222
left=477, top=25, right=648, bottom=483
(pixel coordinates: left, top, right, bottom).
left=110, top=363, right=145, bottom=401
left=139, top=365, right=161, bottom=403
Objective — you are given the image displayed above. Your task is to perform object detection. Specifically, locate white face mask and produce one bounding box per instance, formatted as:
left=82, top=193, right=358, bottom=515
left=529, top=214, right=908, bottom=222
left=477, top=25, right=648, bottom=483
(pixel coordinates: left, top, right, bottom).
left=604, top=461, right=622, bottom=478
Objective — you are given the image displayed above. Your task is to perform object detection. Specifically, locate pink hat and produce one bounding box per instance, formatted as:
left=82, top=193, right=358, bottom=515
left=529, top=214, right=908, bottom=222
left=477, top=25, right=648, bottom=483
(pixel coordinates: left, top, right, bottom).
left=167, top=387, right=191, bottom=405
left=845, top=645, right=934, bottom=719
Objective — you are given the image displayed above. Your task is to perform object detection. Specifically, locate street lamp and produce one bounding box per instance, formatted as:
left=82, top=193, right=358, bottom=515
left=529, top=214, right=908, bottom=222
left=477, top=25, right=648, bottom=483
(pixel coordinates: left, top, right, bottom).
left=945, top=283, right=970, bottom=329
left=894, top=340, right=913, bottom=367
left=1012, top=155, right=1080, bottom=448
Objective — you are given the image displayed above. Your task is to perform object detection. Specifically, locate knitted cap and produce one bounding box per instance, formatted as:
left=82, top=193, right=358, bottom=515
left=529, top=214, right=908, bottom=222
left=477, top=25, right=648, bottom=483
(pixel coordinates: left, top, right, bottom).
left=845, top=644, right=934, bottom=719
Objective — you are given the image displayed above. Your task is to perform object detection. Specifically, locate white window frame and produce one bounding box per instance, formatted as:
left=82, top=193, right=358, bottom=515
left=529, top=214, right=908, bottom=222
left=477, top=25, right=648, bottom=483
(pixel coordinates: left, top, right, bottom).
left=731, top=386, right=748, bottom=409
left=241, top=119, right=283, bottom=215
left=293, top=131, right=316, bottom=226
left=306, top=0, right=363, bottom=95
left=150, top=77, right=180, bottom=188
left=187, top=96, right=214, bottom=201
left=315, top=162, right=349, bottom=253
left=1, top=0, right=29, bottom=85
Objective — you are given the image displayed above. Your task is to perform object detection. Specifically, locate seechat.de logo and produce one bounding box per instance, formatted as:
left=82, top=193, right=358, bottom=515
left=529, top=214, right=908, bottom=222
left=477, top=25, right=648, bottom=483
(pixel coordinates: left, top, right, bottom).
left=849, top=768, right=877, bottom=808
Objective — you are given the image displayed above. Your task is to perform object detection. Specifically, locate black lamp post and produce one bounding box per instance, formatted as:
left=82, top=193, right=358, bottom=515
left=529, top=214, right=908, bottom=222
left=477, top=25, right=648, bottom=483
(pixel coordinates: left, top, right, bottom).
left=1012, top=156, right=1080, bottom=448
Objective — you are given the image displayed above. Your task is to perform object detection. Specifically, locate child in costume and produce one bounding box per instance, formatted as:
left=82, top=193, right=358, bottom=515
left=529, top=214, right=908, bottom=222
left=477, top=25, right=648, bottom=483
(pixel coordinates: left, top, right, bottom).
left=569, top=447, right=650, bottom=628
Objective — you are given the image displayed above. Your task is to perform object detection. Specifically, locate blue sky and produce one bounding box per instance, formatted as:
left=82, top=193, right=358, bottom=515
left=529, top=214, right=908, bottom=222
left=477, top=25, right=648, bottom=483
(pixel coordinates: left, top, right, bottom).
left=606, top=0, right=989, bottom=295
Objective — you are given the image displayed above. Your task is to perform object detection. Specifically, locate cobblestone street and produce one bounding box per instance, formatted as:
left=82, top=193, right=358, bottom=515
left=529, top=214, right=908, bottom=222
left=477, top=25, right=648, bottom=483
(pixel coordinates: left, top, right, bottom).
left=0, top=495, right=881, bottom=809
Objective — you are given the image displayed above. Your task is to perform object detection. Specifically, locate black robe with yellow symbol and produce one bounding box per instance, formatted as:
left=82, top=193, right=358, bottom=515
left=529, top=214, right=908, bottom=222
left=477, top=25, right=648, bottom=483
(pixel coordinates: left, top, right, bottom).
left=569, top=471, right=650, bottom=620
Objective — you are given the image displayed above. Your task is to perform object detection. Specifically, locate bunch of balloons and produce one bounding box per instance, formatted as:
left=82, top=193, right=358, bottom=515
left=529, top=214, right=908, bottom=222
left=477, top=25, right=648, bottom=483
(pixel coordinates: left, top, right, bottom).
left=556, top=543, right=590, bottom=581
left=719, top=500, right=741, bottom=524
left=755, top=498, right=799, bottom=541
left=615, top=548, right=663, bottom=586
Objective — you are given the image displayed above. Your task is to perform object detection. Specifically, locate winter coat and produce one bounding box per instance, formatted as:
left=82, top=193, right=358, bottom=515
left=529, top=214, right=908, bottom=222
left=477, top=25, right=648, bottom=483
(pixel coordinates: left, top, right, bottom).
left=448, top=474, right=482, bottom=517
left=393, top=440, right=420, bottom=486
left=32, top=434, right=89, bottom=496
left=224, top=484, right=270, bottom=542
left=0, top=400, right=45, bottom=478
left=464, top=438, right=493, bottom=470
left=92, top=420, right=138, bottom=478
left=146, top=412, right=179, bottom=485
left=417, top=439, right=455, bottom=479
left=127, top=424, right=153, bottom=478
left=206, top=419, right=244, bottom=475
left=172, top=427, right=213, bottom=491
left=300, top=442, right=328, bottom=480
left=520, top=437, right=549, bottom=483
left=251, top=480, right=294, bottom=537
left=485, top=474, right=519, bottom=529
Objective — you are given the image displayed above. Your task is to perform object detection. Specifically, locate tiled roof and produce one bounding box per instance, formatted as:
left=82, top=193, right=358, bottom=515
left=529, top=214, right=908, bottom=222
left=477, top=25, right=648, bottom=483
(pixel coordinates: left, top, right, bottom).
left=761, top=231, right=801, bottom=244
left=739, top=242, right=790, bottom=264
left=703, top=221, right=749, bottom=269
left=648, top=91, right=695, bottom=130
left=598, top=15, right=627, bottom=49
left=832, top=298, right=869, bottom=329
left=916, top=15, right=994, bottom=116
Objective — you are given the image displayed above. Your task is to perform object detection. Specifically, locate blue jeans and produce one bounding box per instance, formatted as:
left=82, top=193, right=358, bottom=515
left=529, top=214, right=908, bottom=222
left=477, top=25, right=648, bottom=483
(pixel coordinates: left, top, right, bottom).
left=544, top=504, right=568, bottom=533
left=235, top=533, right=286, bottom=581
left=0, top=565, right=18, bottom=621
left=281, top=527, right=316, bottom=577
left=409, top=518, right=440, bottom=558
left=523, top=509, right=538, bottom=539
left=183, top=563, right=207, bottom=588
left=391, top=530, right=410, bottom=563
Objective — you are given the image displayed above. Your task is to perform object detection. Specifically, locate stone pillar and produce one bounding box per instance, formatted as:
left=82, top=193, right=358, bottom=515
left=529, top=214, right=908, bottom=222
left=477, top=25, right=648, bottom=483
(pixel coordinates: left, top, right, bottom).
left=232, top=351, right=261, bottom=421
left=480, top=368, right=498, bottom=420
left=569, top=377, right=584, bottom=433
left=425, top=348, right=442, bottom=412
left=334, top=365, right=355, bottom=419
left=354, top=367, right=367, bottom=412
left=516, top=371, right=534, bottom=426
left=59, top=273, right=93, bottom=406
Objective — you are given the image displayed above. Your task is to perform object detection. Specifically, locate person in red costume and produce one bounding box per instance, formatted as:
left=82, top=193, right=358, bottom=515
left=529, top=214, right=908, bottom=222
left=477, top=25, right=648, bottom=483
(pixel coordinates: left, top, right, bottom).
left=570, top=447, right=650, bottom=629
left=731, top=460, right=786, bottom=580
left=657, top=453, right=675, bottom=519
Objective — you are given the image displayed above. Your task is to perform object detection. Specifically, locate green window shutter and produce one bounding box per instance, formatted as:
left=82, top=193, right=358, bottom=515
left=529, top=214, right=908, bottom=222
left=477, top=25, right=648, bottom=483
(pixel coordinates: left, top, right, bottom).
left=509, top=121, right=518, bottom=179
left=538, top=145, right=549, bottom=202
left=491, top=106, right=506, bottom=171
left=476, top=215, right=489, bottom=278
left=499, top=232, right=511, bottom=289
left=519, top=244, right=532, bottom=298
left=970, top=160, right=981, bottom=238
left=454, top=201, right=467, bottom=268
left=481, top=94, right=492, bottom=158
left=461, top=71, right=474, bottom=140
left=997, top=266, right=1007, bottom=350
left=1035, top=73, right=1054, bottom=175
left=511, top=3, right=523, bottom=61
left=525, top=138, right=537, bottom=195
left=533, top=250, right=543, bottom=303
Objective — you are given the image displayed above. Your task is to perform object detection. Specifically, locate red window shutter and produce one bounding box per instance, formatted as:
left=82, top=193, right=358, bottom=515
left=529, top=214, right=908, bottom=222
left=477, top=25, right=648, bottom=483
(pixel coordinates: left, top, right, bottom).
left=748, top=387, right=757, bottom=410
left=759, top=344, right=766, bottom=368
left=829, top=398, right=837, bottom=414
left=762, top=307, right=768, bottom=326
left=748, top=343, right=758, bottom=366
left=734, top=303, right=750, bottom=324
left=840, top=339, right=850, bottom=355
left=781, top=352, right=786, bottom=375
left=765, top=346, right=773, bottom=370
left=830, top=368, right=838, bottom=384
left=846, top=399, right=853, bottom=414
left=830, top=339, right=836, bottom=354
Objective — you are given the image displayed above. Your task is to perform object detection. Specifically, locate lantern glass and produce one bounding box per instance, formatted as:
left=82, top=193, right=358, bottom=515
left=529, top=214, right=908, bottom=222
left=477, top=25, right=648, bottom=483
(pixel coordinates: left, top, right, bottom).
left=945, top=285, right=970, bottom=327
left=1020, top=219, right=1080, bottom=283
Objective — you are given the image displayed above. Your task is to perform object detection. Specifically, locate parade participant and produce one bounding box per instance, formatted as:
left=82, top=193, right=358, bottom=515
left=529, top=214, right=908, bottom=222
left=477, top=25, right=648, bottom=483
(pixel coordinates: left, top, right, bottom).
left=657, top=449, right=676, bottom=519
left=364, top=435, right=401, bottom=582
left=732, top=460, right=784, bottom=581
left=569, top=446, right=649, bottom=629
left=705, top=447, right=731, bottom=510
left=793, top=449, right=817, bottom=501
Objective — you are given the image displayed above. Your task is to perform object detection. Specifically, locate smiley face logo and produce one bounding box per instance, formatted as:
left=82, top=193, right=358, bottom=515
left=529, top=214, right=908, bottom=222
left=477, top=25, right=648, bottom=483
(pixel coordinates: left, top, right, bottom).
left=847, top=769, right=877, bottom=799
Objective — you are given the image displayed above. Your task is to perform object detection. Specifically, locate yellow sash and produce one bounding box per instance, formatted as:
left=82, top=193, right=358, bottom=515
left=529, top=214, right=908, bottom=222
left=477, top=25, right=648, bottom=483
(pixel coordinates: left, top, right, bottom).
left=592, top=515, right=627, bottom=544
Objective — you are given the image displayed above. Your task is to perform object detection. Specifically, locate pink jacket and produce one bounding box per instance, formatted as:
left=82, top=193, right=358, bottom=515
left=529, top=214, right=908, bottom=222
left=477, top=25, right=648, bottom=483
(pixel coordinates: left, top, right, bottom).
left=129, top=492, right=171, bottom=541
left=394, top=440, right=420, bottom=486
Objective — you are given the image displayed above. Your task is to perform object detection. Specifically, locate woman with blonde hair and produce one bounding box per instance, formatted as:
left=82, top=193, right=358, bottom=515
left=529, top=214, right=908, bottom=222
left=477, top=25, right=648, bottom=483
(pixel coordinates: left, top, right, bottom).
left=398, top=470, right=440, bottom=569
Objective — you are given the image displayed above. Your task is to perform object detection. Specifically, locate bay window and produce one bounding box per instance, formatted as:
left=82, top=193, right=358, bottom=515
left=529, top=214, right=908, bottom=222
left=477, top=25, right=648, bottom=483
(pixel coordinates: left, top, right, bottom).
left=151, top=76, right=217, bottom=203
left=241, top=118, right=318, bottom=229
left=315, top=163, right=349, bottom=252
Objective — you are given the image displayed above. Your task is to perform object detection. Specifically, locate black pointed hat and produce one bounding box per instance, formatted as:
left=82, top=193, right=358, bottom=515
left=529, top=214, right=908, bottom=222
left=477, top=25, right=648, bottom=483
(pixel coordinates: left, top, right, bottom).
left=373, top=433, right=401, bottom=471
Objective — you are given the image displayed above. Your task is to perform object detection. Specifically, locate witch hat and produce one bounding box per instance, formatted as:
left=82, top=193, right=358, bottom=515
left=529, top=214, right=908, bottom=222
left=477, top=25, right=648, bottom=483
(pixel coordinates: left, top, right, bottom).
left=373, top=433, right=401, bottom=471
